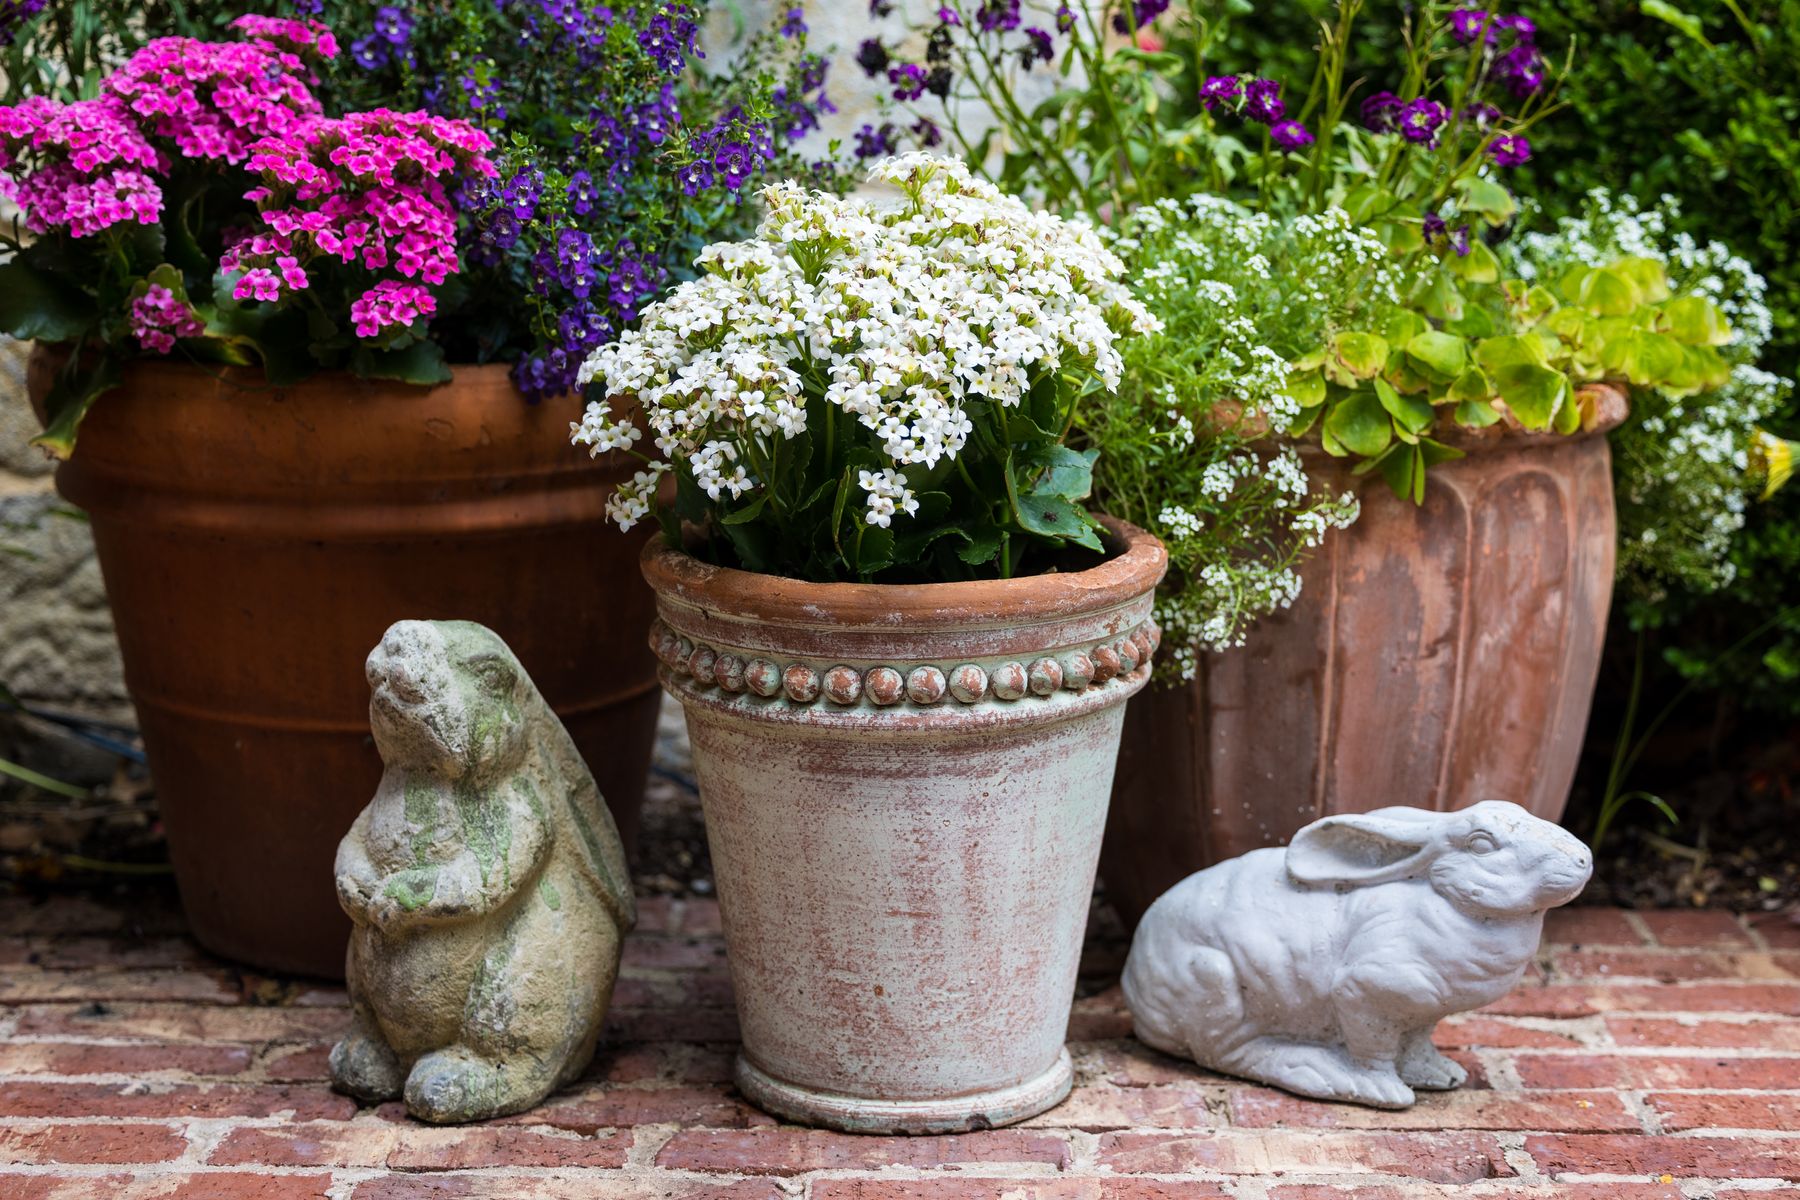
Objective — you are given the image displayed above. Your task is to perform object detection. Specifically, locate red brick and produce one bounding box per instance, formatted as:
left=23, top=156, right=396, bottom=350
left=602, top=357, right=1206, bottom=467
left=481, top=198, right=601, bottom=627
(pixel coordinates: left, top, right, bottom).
left=603, top=1005, right=740, bottom=1043
left=1069, top=985, right=1133, bottom=1041
left=812, top=1184, right=1232, bottom=1200
left=0, top=1174, right=336, bottom=1200
left=1482, top=983, right=1800, bottom=1017
left=655, top=1129, right=1073, bottom=1175
left=1551, top=949, right=1755, bottom=982
left=1639, top=910, right=1753, bottom=948
left=678, top=898, right=724, bottom=937
left=611, top=973, right=735, bottom=1011
left=1606, top=1015, right=1800, bottom=1049
left=1268, top=1187, right=1682, bottom=1200
left=581, top=1043, right=675, bottom=1084
left=0, top=966, right=240, bottom=1004
left=1096, top=1131, right=1515, bottom=1183
left=632, top=895, right=674, bottom=934
left=1545, top=908, right=1648, bottom=946
left=1021, top=1082, right=1219, bottom=1131
left=0, top=1122, right=189, bottom=1164
left=1513, top=1052, right=1800, bottom=1089
left=351, top=1178, right=783, bottom=1200
left=500, top=1084, right=776, bottom=1131
left=0, top=893, right=187, bottom=937
left=209, top=1121, right=629, bottom=1169
left=1229, top=1087, right=1639, bottom=1132
left=8, top=1002, right=349, bottom=1042
left=1434, top=1016, right=1588, bottom=1050
left=621, top=936, right=730, bottom=971
left=1527, top=1133, right=1800, bottom=1180
left=0, top=1040, right=253, bottom=1076
left=0, top=936, right=215, bottom=971
left=0, top=1080, right=357, bottom=1120
left=261, top=1042, right=333, bottom=1081
left=1647, top=1091, right=1800, bottom=1132
left=1079, top=1041, right=1212, bottom=1088
left=1749, top=911, right=1800, bottom=949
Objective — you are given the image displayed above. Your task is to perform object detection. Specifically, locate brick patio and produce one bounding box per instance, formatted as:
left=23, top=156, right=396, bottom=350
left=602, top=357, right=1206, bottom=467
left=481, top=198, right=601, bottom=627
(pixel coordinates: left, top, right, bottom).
left=1, top=892, right=1797, bottom=1199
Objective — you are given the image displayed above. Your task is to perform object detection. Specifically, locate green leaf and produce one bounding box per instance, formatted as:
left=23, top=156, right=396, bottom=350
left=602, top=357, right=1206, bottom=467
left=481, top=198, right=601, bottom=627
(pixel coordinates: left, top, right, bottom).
left=1285, top=368, right=1327, bottom=409
left=720, top=491, right=768, bottom=525
left=1641, top=0, right=1712, bottom=45
left=1380, top=443, right=1427, bottom=504
left=1659, top=295, right=1733, bottom=346
left=1494, top=361, right=1568, bottom=430
left=0, top=260, right=97, bottom=342
left=957, top=525, right=1004, bottom=567
left=1447, top=365, right=1493, bottom=406
left=1375, top=376, right=1434, bottom=436
left=30, top=354, right=124, bottom=460
left=1014, top=490, right=1100, bottom=548
left=1421, top=271, right=1465, bottom=323
left=1574, top=265, right=1642, bottom=317
left=1449, top=240, right=1501, bottom=284
left=1613, top=256, right=1672, bottom=303
left=1329, top=331, right=1390, bottom=382
left=1018, top=444, right=1096, bottom=501
left=1455, top=176, right=1517, bottom=225
left=1324, top=392, right=1394, bottom=457
left=1406, top=330, right=1469, bottom=381
left=351, top=339, right=451, bottom=386
left=1456, top=397, right=1503, bottom=427
left=1477, top=333, right=1551, bottom=372
left=849, top=526, right=895, bottom=576
left=1383, top=310, right=1429, bottom=348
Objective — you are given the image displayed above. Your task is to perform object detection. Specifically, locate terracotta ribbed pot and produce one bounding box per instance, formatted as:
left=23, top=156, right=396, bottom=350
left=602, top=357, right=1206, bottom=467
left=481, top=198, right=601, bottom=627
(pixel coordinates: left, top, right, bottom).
left=30, top=348, right=661, bottom=978
left=644, top=518, right=1167, bottom=1134
left=1102, top=385, right=1628, bottom=930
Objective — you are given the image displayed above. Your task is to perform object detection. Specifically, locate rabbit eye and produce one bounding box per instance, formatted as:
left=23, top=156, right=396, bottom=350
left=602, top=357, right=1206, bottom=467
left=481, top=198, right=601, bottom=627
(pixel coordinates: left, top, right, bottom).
left=1467, top=832, right=1498, bottom=855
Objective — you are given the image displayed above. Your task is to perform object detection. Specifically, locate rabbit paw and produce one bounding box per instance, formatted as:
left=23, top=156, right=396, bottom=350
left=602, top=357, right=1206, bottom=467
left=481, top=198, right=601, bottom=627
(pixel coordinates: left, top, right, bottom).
left=405, top=1047, right=507, bottom=1124
left=328, top=1030, right=403, bottom=1102
left=1229, top=1039, right=1417, bottom=1110
left=1399, top=1040, right=1468, bottom=1091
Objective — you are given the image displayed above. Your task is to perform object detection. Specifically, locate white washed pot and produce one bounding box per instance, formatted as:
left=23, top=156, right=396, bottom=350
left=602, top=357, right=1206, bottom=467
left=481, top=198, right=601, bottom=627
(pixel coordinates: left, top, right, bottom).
left=641, top=518, right=1167, bottom=1134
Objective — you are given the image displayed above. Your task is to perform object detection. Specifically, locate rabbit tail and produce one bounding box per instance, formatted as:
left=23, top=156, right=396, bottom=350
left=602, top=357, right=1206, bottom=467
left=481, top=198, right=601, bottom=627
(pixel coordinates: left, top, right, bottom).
left=1123, top=941, right=1244, bottom=1063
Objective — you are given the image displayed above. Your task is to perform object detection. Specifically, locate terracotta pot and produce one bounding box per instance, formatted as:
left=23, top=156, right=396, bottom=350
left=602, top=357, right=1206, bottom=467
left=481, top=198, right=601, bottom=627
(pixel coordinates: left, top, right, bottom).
left=30, top=347, right=661, bottom=979
left=644, top=519, right=1167, bottom=1134
left=1102, top=385, right=1629, bottom=930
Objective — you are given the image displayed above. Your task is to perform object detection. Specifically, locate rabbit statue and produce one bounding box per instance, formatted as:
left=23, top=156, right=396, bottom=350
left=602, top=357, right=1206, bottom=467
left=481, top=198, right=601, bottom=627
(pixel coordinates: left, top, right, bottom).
left=330, top=620, right=636, bottom=1123
left=1121, top=800, right=1591, bottom=1109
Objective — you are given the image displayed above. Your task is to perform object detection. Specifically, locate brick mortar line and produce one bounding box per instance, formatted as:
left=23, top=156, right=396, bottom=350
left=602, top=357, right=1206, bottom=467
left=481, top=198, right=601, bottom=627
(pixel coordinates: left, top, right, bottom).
left=1621, top=912, right=1658, bottom=944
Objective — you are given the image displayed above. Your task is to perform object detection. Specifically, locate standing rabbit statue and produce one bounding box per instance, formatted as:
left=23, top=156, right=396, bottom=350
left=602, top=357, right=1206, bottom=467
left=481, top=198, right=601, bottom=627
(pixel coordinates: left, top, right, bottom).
left=1121, top=801, right=1592, bottom=1109
left=330, top=620, right=636, bottom=1123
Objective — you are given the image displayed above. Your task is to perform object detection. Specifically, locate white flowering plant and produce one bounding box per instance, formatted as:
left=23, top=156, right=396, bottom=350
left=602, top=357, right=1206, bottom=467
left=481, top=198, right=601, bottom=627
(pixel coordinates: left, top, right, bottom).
left=1506, top=189, right=1796, bottom=606
left=571, top=154, right=1159, bottom=582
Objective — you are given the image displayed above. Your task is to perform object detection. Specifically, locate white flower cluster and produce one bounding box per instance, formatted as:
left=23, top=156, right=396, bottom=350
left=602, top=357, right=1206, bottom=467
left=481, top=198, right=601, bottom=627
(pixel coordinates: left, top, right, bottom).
left=858, top=467, right=919, bottom=528
left=572, top=153, right=1158, bottom=531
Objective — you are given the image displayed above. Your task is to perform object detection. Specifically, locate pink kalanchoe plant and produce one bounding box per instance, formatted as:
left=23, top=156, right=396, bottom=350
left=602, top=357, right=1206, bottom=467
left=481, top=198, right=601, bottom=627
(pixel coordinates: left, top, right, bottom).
left=0, top=14, right=495, bottom=456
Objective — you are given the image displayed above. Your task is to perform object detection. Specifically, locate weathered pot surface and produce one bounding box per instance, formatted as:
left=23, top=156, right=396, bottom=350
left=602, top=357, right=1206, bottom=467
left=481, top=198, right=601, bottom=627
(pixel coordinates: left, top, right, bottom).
left=644, top=518, right=1167, bottom=1134
left=30, top=347, right=662, bottom=978
left=1103, top=384, right=1627, bottom=930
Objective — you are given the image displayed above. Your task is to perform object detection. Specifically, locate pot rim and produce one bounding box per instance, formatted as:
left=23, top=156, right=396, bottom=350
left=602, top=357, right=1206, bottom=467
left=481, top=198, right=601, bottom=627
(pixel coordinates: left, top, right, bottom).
left=29, top=340, right=515, bottom=397
left=641, top=514, right=1167, bottom=634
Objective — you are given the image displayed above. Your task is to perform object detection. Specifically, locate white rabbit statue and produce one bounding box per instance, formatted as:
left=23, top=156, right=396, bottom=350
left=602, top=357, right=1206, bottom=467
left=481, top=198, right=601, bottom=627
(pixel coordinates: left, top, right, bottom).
left=1121, top=800, right=1592, bottom=1109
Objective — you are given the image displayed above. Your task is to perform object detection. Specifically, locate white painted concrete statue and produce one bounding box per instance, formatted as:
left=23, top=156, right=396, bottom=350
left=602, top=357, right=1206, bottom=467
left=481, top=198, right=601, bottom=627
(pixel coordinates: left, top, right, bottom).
left=330, top=620, right=636, bottom=1123
left=1122, top=800, right=1592, bottom=1109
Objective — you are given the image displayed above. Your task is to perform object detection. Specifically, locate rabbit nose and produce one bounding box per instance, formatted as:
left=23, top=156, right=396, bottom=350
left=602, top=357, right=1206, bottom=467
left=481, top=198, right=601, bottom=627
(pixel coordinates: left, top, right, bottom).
left=387, top=661, right=427, bottom=703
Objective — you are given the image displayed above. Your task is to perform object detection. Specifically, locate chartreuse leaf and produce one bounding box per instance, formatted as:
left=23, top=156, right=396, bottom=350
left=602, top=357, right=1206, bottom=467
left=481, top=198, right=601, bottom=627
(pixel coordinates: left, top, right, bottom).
left=0, top=259, right=97, bottom=342
left=1285, top=368, right=1326, bottom=410
left=1477, top=333, right=1551, bottom=372
left=1325, top=392, right=1394, bottom=457
left=1450, top=240, right=1501, bottom=284
left=1406, top=330, right=1469, bottom=381
left=1375, top=377, right=1434, bottom=436
left=1421, top=271, right=1465, bottom=323
left=1613, top=256, right=1672, bottom=304
left=1018, top=444, right=1097, bottom=501
left=1573, top=265, right=1642, bottom=316
left=1447, top=365, right=1493, bottom=407
left=1660, top=295, right=1733, bottom=346
left=1455, top=176, right=1516, bottom=225
left=30, top=354, right=125, bottom=460
left=1456, top=398, right=1503, bottom=428
left=1384, top=310, right=1429, bottom=346
left=1329, top=331, right=1389, bottom=382
left=1554, top=383, right=1583, bottom=435
left=1494, top=361, right=1568, bottom=430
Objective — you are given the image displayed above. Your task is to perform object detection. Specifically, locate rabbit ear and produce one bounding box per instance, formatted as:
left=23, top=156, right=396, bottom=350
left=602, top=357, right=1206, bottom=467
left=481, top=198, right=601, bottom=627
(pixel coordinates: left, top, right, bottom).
left=1285, top=808, right=1440, bottom=887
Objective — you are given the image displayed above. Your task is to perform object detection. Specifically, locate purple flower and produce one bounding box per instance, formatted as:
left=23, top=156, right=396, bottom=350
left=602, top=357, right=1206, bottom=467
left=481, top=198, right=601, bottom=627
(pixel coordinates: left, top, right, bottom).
left=679, top=159, right=715, bottom=195
left=977, top=0, right=1021, bottom=33
left=372, top=5, right=412, bottom=45
left=1056, top=3, right=1077, bottom=32
left=1270, top=119, right=1314, bottom=150
left=1398, top=97, right=1448, bottom=144
left=869, top=0, right=894, bottom=16
left=937, top=6, right=960, bottom=24
left=1200, top=75, right=1242, bottom=111
left=1488, top=132, right=1531, bottom=166
left=1449, top=8, right=1494, bottom=44
left=1424, top=213, right=1472, bottom=257
left=1497, top=13, right=1537, bottom=41
left=715, top=140, right=756, bottom=188
left=349, top=33, right=390, bottom=70
left=1020, top=26, right=1054, bottom=69
left=856, top=37, right=890, bottom=77
left=888, top=62, right=928, bottom=101
left=1243, top=78, right=1285, bottom=124
left=780, top=7, right=806, bottom=38
left=1464, top=101, right=1503, bottom=127
left=1111, top=0, right=1170, bottom=33
left=1495, top=43, right=1546, bottom=97
left=1360, top=89, right=1402, bottom=131
left=567, top=169, right=597, bottom=215
left=854, top=122, right=896, bottom=159
left=1423, top=212, right=1447, bottom=242
left=911, top=115, right=944, bottom=147
left=638, top=4, right=700, bottom=74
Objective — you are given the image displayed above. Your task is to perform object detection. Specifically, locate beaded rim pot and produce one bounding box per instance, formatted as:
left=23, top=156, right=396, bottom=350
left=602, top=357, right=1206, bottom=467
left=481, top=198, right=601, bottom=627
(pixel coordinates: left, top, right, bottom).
left=1103, top=383, right=1629, bottom=930
left=643, top=516, right=1167, bottom=1135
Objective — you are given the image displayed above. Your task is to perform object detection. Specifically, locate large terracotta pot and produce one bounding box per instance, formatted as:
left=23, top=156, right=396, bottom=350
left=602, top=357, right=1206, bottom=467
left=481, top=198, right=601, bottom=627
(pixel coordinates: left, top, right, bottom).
left=644, top=519, right=1167, bottom=1134
left=1102, top=385, right=1628, bottom=930
left=30, top=349, right=661, bottom=978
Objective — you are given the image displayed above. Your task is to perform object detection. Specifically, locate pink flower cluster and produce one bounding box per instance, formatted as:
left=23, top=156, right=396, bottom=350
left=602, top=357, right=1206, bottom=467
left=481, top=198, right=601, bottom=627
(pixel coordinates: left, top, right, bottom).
left=128, top=284, right=206, bottom=353
left=0, top=94, right=165, bottom=236
left=104, top=26, right=328, bottom=166
left=227, top=14, right=340, bottom=61
left=227, top=109, right=496, bottom=337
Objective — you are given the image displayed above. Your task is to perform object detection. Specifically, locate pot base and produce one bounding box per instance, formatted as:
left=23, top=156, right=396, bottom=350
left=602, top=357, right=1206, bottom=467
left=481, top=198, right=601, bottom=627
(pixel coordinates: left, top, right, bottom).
left=735, top=1051, right=1074, bottom=1135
